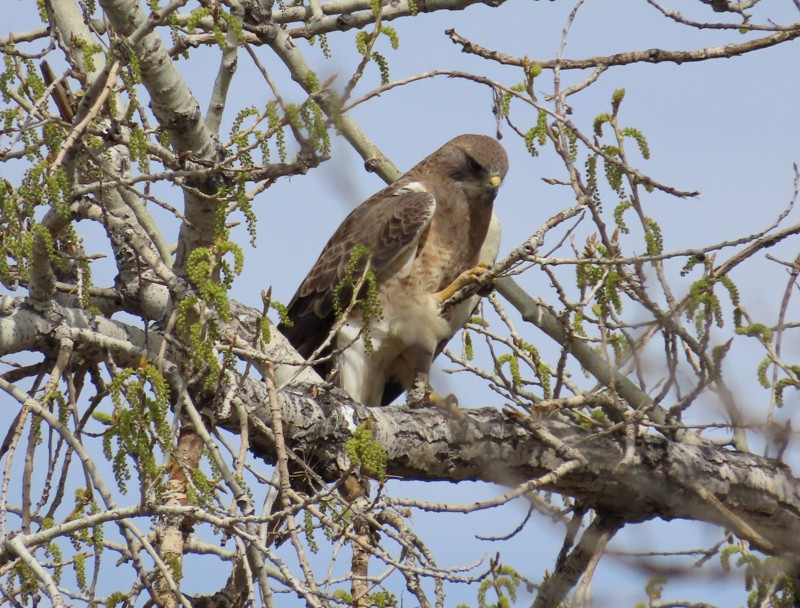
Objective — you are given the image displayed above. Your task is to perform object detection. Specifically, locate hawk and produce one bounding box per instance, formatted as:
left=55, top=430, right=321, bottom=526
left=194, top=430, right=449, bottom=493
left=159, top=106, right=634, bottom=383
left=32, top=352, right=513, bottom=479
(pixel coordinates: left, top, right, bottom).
left=280, top=134, right=508, bottom=406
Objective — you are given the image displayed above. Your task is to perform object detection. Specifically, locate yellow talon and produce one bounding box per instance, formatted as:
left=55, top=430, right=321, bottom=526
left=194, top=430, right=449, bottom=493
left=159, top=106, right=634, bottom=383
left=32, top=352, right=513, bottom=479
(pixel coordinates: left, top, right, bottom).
left=434, top=263, right=492, bottom=304
left=426, top=391, right=463, bottom=418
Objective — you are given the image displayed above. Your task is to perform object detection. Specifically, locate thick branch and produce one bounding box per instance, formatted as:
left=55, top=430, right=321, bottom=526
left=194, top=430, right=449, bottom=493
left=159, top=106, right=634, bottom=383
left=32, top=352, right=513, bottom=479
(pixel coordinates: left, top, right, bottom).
left=99, top=0, right=221, bottom=274
left=46, top=0, right=106, bottom=80
left=3, top=293, right=800, bottom=560
left=284, top=0, right=507, bottom=38
left=217, top=378, right=800, bottom=559
left=26, top=232, right=56, bottom=311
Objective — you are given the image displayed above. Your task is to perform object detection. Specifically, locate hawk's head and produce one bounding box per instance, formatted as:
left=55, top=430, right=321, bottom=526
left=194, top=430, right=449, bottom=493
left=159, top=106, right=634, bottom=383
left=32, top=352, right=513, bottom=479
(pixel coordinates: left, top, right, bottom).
left=434, top=134, right=509, bottom=204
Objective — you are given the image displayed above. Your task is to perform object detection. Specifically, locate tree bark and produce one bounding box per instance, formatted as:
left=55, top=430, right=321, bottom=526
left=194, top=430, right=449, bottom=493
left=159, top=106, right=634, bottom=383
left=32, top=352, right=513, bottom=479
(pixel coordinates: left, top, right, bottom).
left=221, top=374, right=800, bottom=560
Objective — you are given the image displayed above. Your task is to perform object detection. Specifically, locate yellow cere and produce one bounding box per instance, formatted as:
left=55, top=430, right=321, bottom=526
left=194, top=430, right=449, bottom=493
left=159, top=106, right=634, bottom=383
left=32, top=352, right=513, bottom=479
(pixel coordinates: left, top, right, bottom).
left=489, top=175, right=502, bottom=187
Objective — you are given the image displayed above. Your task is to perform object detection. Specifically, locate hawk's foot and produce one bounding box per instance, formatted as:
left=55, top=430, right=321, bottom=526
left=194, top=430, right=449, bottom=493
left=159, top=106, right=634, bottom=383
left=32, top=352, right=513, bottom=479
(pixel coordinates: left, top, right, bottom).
left=426, top=391, right=464, bottom=420
left=406, top=369, right=432, bottom=407
left=406, top=386, right=461, bottom=416
left=434, top=262, right=493, bottom=304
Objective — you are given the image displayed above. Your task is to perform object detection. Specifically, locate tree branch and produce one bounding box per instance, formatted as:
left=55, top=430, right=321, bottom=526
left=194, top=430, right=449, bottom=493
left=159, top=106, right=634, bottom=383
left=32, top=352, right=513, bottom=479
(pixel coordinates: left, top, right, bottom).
left=266, top=23, right=400, bottom=182
left=283, top=0, right=508, bottom=38
left=3, top=294, right=800, bottom=564
left=99, top=0, right=222, bottom=274
left=447, top=26, right=800, bottom=71
left=533, top=513, right=621, bottom=608
left=495, top=277, right=668, bottom=425
left=216, top=377, right=800, bottom=559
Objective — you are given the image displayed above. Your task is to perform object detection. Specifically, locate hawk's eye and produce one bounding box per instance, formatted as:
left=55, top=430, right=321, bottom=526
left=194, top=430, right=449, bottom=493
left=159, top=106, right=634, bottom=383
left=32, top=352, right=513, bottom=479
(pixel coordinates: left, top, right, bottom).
left=464, top=153, right=484, bottom=175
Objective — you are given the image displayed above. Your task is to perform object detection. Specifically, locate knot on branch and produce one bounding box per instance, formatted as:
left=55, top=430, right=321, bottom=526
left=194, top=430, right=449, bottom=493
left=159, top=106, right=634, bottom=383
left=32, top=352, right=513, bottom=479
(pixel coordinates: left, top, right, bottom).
left=364, top=157, right=383, bottom=174
left=336, top=14, right=356, bottom=31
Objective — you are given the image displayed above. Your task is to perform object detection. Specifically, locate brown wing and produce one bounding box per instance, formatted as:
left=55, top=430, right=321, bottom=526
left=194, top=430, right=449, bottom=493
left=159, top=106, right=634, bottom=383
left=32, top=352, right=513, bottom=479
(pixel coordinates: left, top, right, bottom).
left=279, top=185, right=436, bottom=377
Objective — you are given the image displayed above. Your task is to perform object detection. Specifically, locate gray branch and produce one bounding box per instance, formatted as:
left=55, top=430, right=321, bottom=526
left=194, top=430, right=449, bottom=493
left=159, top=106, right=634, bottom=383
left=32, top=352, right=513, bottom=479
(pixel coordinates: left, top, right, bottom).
left=447, top=26, right=800, bottom=71
left=496, top=277, right=667, bottom=425
left=2, top=295, right=799, bottom=560
left=533, top=514, right=621, bottom=608
left=281, top=0, right=507, bottom=38
left=223, top=378, right=800, bottom=559
left=99, top=0, right=222, bottom=274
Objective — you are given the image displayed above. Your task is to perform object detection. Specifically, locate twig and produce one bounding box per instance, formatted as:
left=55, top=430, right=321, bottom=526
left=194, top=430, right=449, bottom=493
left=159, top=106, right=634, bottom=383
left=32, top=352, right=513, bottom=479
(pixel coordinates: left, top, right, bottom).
left=690, top=482, right=778, bottom=554
left=5, top=535, right=65, bottom=607
left=441, top=203, right=588, bottom=313
left=263, top=364, right=322, bottom=605
left=50, top=61, right=120, bottom=173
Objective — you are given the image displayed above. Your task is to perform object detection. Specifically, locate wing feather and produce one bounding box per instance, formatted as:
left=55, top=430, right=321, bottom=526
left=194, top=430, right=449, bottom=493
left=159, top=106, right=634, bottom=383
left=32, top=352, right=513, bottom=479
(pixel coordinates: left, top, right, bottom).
left=279, top=186, right=436, bottom=375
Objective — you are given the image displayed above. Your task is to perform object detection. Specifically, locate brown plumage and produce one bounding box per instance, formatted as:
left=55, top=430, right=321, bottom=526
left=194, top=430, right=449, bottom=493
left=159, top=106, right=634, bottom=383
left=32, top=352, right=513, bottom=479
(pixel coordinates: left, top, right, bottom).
left=280, top=134, right=508, bottom=406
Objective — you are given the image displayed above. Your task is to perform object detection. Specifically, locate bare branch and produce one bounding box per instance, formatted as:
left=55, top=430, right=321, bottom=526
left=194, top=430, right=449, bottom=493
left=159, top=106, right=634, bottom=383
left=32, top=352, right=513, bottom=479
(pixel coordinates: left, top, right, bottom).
left=447, top=26, right=800, bottom=71
left=533, top=513, right=621, bottom=608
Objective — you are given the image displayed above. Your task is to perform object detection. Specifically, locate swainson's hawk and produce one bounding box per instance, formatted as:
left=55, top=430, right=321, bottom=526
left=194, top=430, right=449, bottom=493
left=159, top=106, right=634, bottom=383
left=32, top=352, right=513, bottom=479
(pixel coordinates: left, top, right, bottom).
left=280, top=134, right=508, bottom=406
